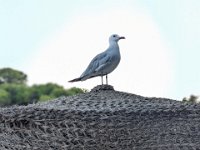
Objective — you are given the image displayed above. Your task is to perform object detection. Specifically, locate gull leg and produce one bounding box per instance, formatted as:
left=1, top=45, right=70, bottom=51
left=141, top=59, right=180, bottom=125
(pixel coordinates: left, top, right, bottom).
left=101, top=76, right=103, bottom=85
left=106, top=75, right=108, bottom=85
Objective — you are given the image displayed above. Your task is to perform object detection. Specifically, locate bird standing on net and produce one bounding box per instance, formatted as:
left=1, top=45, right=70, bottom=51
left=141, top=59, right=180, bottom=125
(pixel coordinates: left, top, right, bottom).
left=69, top=34, right=125, bottom=85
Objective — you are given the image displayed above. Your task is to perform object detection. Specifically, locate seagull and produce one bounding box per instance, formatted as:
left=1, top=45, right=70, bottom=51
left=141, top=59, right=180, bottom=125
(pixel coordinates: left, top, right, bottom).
left=69, top=34, right=125, bottom=85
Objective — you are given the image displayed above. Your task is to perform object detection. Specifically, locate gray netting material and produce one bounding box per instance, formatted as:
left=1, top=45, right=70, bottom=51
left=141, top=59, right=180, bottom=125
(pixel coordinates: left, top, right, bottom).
left=0, top=85, right=200, bottom=150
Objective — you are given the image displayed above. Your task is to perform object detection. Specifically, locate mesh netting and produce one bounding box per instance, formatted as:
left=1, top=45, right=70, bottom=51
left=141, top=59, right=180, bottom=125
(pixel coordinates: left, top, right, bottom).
left=0, top=85, right=200, bottom=149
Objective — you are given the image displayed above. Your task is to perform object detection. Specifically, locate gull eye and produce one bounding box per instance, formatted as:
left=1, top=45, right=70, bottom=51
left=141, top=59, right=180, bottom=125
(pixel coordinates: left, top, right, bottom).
left=113, top=35, right=116, bottom=37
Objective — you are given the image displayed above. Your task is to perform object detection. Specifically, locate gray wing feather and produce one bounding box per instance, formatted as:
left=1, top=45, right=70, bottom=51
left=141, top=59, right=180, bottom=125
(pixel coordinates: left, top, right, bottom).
left=80, top=51, right=111, bottom=79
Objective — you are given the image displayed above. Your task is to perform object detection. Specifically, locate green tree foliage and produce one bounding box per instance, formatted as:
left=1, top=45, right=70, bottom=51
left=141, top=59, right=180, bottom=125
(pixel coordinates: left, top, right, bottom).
left=0, top=68, right=87, bottom=106
left=0, top=83, right=32, bottom=105
left=0, top=68, right=27, bottom=84
left=29, top=83, right=86, bottom=102
left=0, top=89, right=10, bottom=106
left=65, top=87, right=86, bottom=95
left=182, top=95, right=199, bottom=103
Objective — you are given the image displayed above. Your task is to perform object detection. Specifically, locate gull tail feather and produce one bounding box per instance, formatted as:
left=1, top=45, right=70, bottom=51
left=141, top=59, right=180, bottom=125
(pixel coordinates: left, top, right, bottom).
left=68, top=77, right=82, bottom=83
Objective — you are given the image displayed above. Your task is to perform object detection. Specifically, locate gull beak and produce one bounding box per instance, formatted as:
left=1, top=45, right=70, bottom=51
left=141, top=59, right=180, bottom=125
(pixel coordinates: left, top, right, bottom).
left=119, top=36, right=125, bottom=40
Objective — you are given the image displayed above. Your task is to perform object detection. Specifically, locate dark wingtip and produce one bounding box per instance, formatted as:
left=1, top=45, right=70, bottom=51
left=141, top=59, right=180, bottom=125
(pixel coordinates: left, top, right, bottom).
left=68, top=80, right=74, bottom=83
left=68, top=77, right=81, bottom=83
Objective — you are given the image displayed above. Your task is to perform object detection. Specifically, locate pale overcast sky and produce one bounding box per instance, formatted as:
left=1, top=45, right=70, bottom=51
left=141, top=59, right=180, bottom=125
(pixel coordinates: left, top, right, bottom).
left=0, top=0, right=200, bottom=100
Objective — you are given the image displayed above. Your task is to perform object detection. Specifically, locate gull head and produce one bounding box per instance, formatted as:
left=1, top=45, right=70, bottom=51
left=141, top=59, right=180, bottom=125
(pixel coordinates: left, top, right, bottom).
left=109, top=34, right=125, bottom=43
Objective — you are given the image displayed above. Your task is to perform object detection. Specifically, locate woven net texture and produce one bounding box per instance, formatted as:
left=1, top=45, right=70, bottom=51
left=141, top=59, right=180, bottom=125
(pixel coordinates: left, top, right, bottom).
left=0, top=85, right=200, bottom=150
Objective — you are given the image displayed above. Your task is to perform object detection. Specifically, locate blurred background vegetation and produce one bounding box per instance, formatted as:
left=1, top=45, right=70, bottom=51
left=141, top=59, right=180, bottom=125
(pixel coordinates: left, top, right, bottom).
left=182, top=95, right=199, bottom=104
left=0, top=68, right=198, bottom=107
left=0, top=68, right=87, bottom=106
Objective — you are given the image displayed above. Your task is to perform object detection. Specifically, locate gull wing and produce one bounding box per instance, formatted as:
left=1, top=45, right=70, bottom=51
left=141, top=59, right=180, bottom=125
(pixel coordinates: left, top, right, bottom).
left=80, top=51, right=111, bottom=79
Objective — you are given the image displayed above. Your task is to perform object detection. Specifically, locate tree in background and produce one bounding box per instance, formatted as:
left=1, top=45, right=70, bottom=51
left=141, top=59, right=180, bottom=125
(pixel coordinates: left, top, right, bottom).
left=0, top=88, right=10, bottom=105
left=0, top=68, right=87, bottom=106
left=29, top=83, right=86, bottom=102
left=0, top=68, right=27, bottom=84
left=0, top=83, right=31, bottom=105
left=182, top=95, right=199, bottom=103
